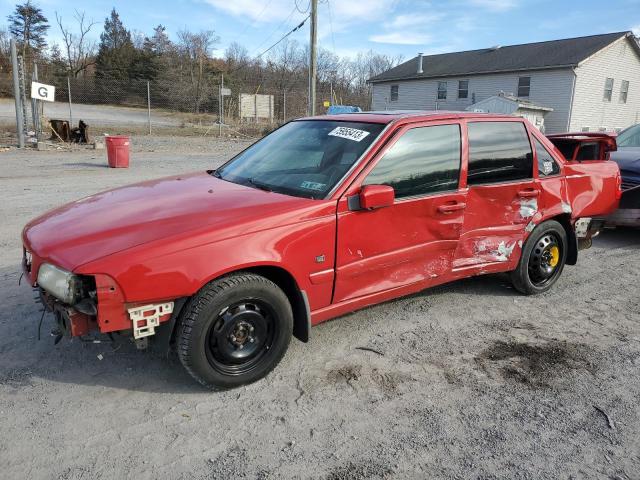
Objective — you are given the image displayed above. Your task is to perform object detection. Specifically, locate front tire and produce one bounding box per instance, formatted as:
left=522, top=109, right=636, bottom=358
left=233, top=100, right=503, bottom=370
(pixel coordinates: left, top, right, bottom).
left=177, top=273, right=293, bottom=389
left=510, top=220, right=568, bottom=295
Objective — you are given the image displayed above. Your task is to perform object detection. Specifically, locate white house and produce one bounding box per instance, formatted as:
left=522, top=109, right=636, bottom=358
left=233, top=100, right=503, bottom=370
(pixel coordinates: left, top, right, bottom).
left=369, top=32, right=640, bottom=134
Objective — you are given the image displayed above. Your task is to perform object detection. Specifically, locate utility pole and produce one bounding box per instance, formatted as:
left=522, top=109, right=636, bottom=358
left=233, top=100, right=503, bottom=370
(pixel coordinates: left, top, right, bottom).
left=308, top=0, right=318, bottom=116
left=67, top=76, right=73, bottom=126
left=10, top=38, right=24, bottom=148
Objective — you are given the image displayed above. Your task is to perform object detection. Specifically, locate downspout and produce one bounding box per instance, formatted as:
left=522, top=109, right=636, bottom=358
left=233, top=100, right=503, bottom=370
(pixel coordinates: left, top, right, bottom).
left=566, top=67, right=577, bottom=132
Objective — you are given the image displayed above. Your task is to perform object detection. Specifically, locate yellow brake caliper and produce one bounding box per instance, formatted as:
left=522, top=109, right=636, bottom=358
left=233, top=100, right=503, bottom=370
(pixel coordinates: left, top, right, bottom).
left=548, top=246, right=560, bottom=268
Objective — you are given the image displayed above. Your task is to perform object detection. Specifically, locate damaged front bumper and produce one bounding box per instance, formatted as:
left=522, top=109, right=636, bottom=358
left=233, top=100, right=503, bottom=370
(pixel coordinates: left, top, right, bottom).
left=23, top=247, right=177, bottom=344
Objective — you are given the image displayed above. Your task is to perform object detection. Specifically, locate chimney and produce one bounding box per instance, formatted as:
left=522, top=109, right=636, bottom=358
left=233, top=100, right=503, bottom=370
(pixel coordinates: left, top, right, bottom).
left=417, top=53, right=424, bottom=74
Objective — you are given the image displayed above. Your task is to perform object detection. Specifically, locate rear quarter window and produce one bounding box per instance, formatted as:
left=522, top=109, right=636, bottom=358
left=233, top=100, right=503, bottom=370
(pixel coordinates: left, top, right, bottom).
left=467, top=122, right=533, bottom=185
left=534, top=139, right=561, bottom=176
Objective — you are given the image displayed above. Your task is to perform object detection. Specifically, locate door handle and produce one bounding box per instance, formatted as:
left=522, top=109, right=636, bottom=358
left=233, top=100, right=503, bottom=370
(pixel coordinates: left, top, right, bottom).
left=437, top=202, right=466, bottom=214
left=518, top=189, right=539, bottom=198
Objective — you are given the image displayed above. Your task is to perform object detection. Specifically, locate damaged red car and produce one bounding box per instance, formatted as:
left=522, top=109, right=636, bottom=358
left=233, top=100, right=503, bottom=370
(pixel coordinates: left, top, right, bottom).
left=22, top=112, right=621, bottom=388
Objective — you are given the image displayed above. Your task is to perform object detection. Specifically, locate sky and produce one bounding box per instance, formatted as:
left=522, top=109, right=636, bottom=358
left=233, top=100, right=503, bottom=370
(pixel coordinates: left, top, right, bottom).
left=2, top=0, right=640, bottom=60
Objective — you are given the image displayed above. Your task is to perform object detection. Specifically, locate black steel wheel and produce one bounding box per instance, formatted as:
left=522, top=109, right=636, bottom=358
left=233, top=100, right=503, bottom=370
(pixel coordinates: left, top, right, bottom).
left=177, top=273, right=293, bottom=389
left=205, top=300, right=277, bottom=376
left=511, top=220, right=568, bottom=295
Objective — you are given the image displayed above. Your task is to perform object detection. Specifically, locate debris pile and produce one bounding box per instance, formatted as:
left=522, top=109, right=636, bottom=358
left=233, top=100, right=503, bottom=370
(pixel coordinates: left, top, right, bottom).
left=49, top=119, right=91, bottom=144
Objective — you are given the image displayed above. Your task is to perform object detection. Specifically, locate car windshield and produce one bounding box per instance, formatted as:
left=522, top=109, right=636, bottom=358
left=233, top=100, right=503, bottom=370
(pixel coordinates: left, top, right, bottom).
left=215, top=120, right=385, bottom=199
left=617, top=125, right=640, bottom=148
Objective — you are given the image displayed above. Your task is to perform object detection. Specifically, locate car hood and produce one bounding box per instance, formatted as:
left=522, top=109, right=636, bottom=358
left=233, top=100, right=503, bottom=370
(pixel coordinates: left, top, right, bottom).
left=23, top=172, right=318, bottom=270
left=610, top=147, right=640, bottom=176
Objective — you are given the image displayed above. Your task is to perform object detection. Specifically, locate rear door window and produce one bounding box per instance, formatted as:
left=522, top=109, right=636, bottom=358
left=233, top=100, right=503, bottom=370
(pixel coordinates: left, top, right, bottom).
left=467, top=122, right=533, bottom=185
left=364, top=124, right=461, bottom=198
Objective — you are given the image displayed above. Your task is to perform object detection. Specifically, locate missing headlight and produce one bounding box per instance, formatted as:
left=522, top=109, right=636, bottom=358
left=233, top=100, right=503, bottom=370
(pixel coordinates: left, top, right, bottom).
left=37, top=263, right=95, bottom=305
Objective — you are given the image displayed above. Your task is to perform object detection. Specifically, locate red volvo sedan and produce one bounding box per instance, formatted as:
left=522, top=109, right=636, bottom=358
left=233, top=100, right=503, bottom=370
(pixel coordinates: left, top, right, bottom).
left=22, top=111, right=621, bottom=388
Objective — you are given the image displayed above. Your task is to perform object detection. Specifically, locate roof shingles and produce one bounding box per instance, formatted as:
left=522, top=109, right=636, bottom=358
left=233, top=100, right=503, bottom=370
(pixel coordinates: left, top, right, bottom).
left=369, top=32, right=633, bottom=83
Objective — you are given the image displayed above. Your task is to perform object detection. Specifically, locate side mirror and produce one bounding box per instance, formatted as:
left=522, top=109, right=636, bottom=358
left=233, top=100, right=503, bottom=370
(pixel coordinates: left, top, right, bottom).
left=359, top=185, right=395, bottom=210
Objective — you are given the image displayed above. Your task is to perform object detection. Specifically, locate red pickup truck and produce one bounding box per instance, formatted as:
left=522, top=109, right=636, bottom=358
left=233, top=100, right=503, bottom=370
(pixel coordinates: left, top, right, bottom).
left=22, top=112, right=621, bottom=388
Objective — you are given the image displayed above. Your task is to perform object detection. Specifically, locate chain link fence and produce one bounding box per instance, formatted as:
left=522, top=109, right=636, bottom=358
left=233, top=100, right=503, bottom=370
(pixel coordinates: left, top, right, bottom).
left=1, top=70, right=370, bottom=140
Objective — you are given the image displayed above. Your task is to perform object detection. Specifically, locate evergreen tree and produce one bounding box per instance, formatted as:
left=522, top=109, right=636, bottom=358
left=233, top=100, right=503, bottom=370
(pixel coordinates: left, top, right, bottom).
left=48, top=43, right=68, bottom=81
left=132, top=25, right=174, bottom=81
left=7, top=1, right=50, bottom=61
left=145, top=25, right=172, bottom=55
left=95, top=8, right=135, bottom=79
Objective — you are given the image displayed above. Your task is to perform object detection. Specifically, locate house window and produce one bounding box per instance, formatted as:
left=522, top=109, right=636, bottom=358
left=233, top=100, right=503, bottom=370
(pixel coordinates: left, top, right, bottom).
left=604, top=78, right=614, bottom=102
left=581, top=126, right=590, bottom=132
left=458, top=80, right=469, bottom=99
left=390, top=85, right=399, bottom=102
left=517, top=77, right=531, bottom=97
left=437, top=81, right=447, bottom=100
left=620, top=80, right=629, bottom=103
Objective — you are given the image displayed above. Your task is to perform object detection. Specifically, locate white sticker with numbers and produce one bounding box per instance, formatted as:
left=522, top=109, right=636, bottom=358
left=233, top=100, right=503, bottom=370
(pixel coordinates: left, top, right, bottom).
left=300, top=181, right=326, bottom=191
left=328, top=126, right=370, bottom=142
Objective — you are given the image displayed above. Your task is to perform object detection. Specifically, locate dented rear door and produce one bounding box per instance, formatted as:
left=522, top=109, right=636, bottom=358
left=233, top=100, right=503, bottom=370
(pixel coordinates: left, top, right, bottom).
left=454, top=120, right=539, bottom=270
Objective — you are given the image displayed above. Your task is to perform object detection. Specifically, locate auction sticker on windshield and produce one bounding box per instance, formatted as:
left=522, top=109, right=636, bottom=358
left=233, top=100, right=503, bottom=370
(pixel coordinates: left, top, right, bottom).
left=300, top=181, right=326, bottom=191
left=328, top=126, right=370, bottom=142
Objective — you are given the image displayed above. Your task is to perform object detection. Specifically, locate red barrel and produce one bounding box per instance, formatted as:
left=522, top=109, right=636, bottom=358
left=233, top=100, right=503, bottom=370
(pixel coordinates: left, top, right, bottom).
left=105, top=135, right=130, bottom=168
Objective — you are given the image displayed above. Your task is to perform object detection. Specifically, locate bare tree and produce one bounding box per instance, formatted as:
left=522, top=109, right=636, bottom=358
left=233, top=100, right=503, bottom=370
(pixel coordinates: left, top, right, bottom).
left=225, top=42, right=250, bottom=69
left=55, top=10, right=97, bottom=77
left=177, top=29, right=219, bottom=112
left=0, top=28, right=10, bottom=73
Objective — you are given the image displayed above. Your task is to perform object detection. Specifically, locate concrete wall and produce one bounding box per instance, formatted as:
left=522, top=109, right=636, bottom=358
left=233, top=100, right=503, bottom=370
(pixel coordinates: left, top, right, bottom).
left=569, top=36, right=640, bottom=132
left=372, top=69, right=575, bottom=133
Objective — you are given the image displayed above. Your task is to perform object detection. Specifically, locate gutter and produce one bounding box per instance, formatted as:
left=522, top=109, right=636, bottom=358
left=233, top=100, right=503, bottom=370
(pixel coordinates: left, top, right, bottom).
left=369, top=64, right=578, bottom=84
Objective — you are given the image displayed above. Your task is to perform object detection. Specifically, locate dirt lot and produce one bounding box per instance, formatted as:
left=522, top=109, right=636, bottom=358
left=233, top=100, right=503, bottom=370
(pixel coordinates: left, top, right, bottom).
left=1, top=136, right=639, bottom=479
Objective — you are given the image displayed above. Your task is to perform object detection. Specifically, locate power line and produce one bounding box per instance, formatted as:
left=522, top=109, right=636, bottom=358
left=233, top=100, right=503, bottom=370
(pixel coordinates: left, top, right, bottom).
left=256, top=15, right=309, bottom=60
left=237, top=0, right=276, bottom=38
left=252, top=5, right=298, bottom=54
left=228, top=14, right=310, bottom=74
left=326, top=0, right=336, bottom=56
left=295, top=0, right=310, bottom=14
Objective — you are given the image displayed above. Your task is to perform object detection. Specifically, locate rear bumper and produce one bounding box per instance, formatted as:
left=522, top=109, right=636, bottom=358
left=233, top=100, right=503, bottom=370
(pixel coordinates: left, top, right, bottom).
left=604, top=208, right=640, bottom=228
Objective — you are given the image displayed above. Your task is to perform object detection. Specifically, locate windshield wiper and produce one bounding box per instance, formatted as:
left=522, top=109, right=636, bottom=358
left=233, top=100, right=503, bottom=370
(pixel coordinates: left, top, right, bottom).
left=209, top=169, right=222, bottom=178
left=247, top=178, right=273, bottom=192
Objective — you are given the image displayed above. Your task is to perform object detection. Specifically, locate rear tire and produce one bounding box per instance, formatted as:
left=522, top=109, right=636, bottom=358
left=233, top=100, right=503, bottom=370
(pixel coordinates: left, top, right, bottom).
left=510, top=220, right=568, bottom=295
left=177, top=273, right=293, bottom=389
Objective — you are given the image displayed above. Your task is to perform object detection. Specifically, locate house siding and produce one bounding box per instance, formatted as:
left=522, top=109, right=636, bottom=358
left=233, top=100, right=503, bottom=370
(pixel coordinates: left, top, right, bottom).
left=372, top=69, right=575, bottom=133
left=569, top=37, right=640, bottom=132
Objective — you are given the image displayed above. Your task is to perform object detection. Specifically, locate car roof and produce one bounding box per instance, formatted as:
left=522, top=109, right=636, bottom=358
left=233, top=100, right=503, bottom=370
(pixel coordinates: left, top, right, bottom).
left=297, top=110, right=514, bottom=125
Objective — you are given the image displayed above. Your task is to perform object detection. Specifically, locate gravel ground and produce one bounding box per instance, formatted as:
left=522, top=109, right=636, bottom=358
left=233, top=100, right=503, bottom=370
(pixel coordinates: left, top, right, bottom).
left=1, top=136, right=639, bottom=480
